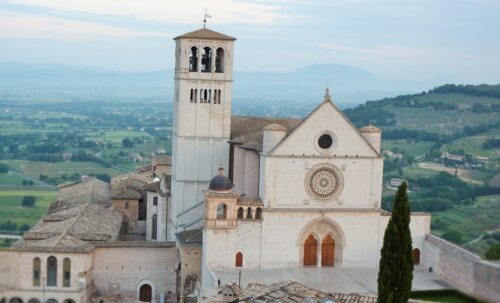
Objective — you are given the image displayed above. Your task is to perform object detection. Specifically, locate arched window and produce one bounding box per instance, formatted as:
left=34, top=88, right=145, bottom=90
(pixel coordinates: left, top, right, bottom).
left=46, top=299, right=58, bottom=303
left=255, top=207, right=263, bottom=219
left=189, top=46, right=198, bottom=72
left=203, top=89, right=208, bottom=103
left=218, top=89, right=222, bottom=104
left=194, top=89, right=198, bottom=103
left=190, top=89, right=194, bottom=103
left=208, top=89, right=212, bottom=103
left=235, top=252, right=243, bottom=267
left=201, top=47, right=212, bottom=72
left=237, top=207, right=244, bottom=219
left=33, top=257, right=41, bottom=286
left=63, top=300, right=76, bottom=303
left=63, top=258, right=71, bottom=287
left=200, top=89, right=204, bottom=103
left=47, top=256, right=57, bottom=286
left=412, top=248, right=421, bottom=265
left=246, top=207, right=253, bottom=219
left=217, top=204, right=227, bottom=220
left=215, top=48, right=224, bottom=73
left=9, top=298, right=23, bottom=303
left=28, top=299, right=41, bottom=303
left=139, top=284, right=153, bottom=302
left=153, top=196, right=158, bottom=206
left=152, top=214, right=158, bottom=240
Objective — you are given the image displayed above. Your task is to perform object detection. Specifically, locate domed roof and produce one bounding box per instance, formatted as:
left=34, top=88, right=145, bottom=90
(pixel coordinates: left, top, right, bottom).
left=209, top=167, right=233, bottom=191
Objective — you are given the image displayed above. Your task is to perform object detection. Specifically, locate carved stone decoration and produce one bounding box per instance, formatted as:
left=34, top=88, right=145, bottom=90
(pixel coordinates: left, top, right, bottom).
left=314, top=222, right=328, bottom=234
left=304, top=163, right=344, bottom=203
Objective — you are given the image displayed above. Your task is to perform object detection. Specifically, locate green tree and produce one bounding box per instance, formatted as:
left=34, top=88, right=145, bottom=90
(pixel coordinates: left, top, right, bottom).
left=441, top=230, right=463, bottom=243
left=0, top=163, right=9, bottom=173
left=122, top=138, right=134, bottom=148
left=485, top=243, right=500, bottom=260
left=21, top=196, right=36, bottom=207
left=377, top=182, right=414, bottom=303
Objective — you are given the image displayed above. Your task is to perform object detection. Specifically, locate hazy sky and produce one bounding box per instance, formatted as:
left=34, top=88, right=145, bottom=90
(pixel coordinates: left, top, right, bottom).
left=0, top=0, right=499, bottom=84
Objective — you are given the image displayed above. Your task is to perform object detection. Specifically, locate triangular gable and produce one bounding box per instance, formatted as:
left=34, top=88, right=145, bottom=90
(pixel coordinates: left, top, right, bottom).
left=269, top=99, right=380, bottom=157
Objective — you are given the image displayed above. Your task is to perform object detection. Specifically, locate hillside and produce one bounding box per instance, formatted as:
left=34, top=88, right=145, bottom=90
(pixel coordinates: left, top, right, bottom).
left=345, top=84, right=500, bottom=256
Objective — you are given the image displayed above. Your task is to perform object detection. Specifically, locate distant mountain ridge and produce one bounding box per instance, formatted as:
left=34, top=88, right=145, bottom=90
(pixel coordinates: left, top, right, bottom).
left=0, top=62, right=423, bottom=104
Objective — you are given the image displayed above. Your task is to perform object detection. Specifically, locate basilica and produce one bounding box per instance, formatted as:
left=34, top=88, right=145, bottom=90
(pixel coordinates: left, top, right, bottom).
left=0, top=27, right=433, bottom=303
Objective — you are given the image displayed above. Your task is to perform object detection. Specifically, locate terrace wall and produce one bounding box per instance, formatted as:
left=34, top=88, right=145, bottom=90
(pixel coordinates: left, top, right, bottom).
left=423, top=234, right=500, bottom=303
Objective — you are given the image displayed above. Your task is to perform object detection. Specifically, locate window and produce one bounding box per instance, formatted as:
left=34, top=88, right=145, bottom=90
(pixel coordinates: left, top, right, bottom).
left=125, top=202, right=129, bottom=209
left=47, top=256, right=57, bottom=286
left=217, top=204, right=227, bottom=220
left=237, top=207, right=244, bottom=219
left=190, top=89, right=194, bottom=103
left=235, top=252, right=243, bottom=267
left=189, top=46, right=198, bottom=72
left=152, top=214, right=158, bottom=240
left=215, top=48, right=224, bottom=73
left=255, top=207, right=263, bottom=219
left=123, top=222, right=129, bottom=232
left=318, top=134, right=333, bottom=149
left=33, top=257, right=41, bottom=286
left=203, top=89, right=208, bottom=103
left=153, top=197, right=158, bottom=206
left=412, top=248, right=421, bottom=265
left=246, top=207, right=253, bottom=219
left=194, top=89, right=198, bottom=103
left=63, top=258, right=71, bottom=287
left=201, top=47, right=212, bottom=72
left=28, top=299, right=41, bottom=303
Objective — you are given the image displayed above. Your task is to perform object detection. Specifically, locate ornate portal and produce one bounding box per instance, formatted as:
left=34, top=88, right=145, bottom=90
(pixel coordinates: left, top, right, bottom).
left=305, top=164, right=344, bottom=202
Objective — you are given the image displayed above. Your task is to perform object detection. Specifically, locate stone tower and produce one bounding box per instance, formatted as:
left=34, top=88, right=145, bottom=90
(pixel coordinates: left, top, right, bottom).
left=170, top=28, right=236, bottom=238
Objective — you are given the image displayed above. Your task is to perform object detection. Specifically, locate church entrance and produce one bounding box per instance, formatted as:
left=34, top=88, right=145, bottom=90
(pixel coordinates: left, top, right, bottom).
left=303, top=234, right=318, bottom=266
left=139, top=284, right=152, bottom=302
left=321, top=235, right=335, bottom=267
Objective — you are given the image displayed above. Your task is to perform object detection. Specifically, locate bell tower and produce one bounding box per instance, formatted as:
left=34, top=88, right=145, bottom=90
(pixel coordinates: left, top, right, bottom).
left=170, top=28, right=236, bottom=237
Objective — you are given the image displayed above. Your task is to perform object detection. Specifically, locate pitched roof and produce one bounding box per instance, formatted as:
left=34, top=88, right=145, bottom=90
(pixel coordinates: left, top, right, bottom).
left=359, top=124, right=381, bottom=133
left=152, top=155, right=172, bottom=166
left=50, top=179, right=111, bottom=211
left=176, top=228, right=203, bottom=245
left=174, top=28, right=236, bottom=41
left=230, top=116, right=301, bottom=152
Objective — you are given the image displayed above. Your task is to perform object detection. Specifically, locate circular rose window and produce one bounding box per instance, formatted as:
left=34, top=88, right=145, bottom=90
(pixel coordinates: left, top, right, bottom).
left=305, top=164, right=344, bottom=202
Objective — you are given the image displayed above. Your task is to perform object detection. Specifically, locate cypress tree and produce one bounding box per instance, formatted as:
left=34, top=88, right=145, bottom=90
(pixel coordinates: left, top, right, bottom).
left=377, top=181, right=414, bottom=303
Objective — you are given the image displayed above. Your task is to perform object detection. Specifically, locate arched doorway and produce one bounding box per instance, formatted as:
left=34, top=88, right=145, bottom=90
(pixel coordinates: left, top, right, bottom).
left=139, top=284, right=152, bottom=302
left=303, top=234, right=318, bottom=266
left=321, top=234, right=335, bottom=267
left=412, top=248, right=421, bottom=265
left=235, top=252, right=243, bottom=267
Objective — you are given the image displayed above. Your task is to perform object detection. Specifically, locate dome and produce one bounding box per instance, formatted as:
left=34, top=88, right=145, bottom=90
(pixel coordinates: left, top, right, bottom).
left=209, top=167, right=233, bottom=191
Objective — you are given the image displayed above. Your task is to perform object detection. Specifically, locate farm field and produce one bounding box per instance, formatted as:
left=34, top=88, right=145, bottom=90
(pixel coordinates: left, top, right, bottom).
left=431, top=195, right=500, bottom=256
left=382, top=105, right=500, bottom=134
left=0, top=172, right=24, bottom=186
left=0, top=187, right=57, bottom=227
left=418, top=162, right=483, bottom=185
left=441, top=132, right=500, bottom=158
left=381, top=139, right=435, bottom=158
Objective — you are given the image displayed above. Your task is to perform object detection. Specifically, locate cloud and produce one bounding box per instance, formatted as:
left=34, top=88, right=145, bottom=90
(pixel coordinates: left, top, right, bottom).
left=0, top=10, right=168, bottom=39
left=6, top=0, right=294, bottom=24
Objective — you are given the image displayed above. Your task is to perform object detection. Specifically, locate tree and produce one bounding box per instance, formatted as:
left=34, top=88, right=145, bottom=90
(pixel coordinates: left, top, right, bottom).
left=377, top=182, right=414, bottom=303
left=21, top=196, right=36, bottom=208
left=485, top=243, right=500, bottom=260
left=0, top=163, right=8, bottom=173
left=441, top=230, right=463, bottom=244
left=122, top=138, right=134, bottom=148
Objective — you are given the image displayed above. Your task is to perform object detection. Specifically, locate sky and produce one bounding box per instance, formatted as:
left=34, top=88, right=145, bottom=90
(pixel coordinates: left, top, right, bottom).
left=0, top=0, right=499, bottom=85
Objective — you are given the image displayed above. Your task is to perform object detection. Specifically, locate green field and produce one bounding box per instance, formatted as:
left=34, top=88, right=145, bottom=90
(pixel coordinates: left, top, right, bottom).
left=442, top=133, right=500, bottom=158
left=432, top=195, right=500, bottom=255
left=0, top=173, right=25, bottom=186
left=4, top=160, right=125, bottom=179
left=382, top=139, right=435, bottom=158
left=0, top=188, right=56, bottom=227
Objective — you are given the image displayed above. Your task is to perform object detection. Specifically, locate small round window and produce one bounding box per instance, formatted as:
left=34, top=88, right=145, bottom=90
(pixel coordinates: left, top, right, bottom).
left=318, top=134, right=333, bottom=149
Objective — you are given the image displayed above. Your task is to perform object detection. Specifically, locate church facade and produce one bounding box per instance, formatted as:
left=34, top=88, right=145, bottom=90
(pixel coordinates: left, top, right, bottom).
left=170, top=28, right=431, bottom=295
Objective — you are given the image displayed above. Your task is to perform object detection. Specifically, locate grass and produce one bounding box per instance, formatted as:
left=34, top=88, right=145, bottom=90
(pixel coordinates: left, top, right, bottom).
left=0, top=187, right=56, bottom=227
left=410, top=289, right=485, bottom=303
left=4, top=160, right=125, bottom=179
left=0, top=172, right=25, bottom=186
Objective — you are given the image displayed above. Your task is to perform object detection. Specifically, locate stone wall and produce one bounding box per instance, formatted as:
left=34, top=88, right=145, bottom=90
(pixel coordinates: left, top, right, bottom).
left=423, top=235, right=500, bottom=303
left=92, top=245, right=177, bottom=303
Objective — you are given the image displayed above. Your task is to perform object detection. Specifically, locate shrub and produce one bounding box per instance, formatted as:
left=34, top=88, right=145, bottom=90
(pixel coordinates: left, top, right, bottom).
left=21, top=196, right=36, bottom=208
left=485, top=243, right=500, bottom=260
